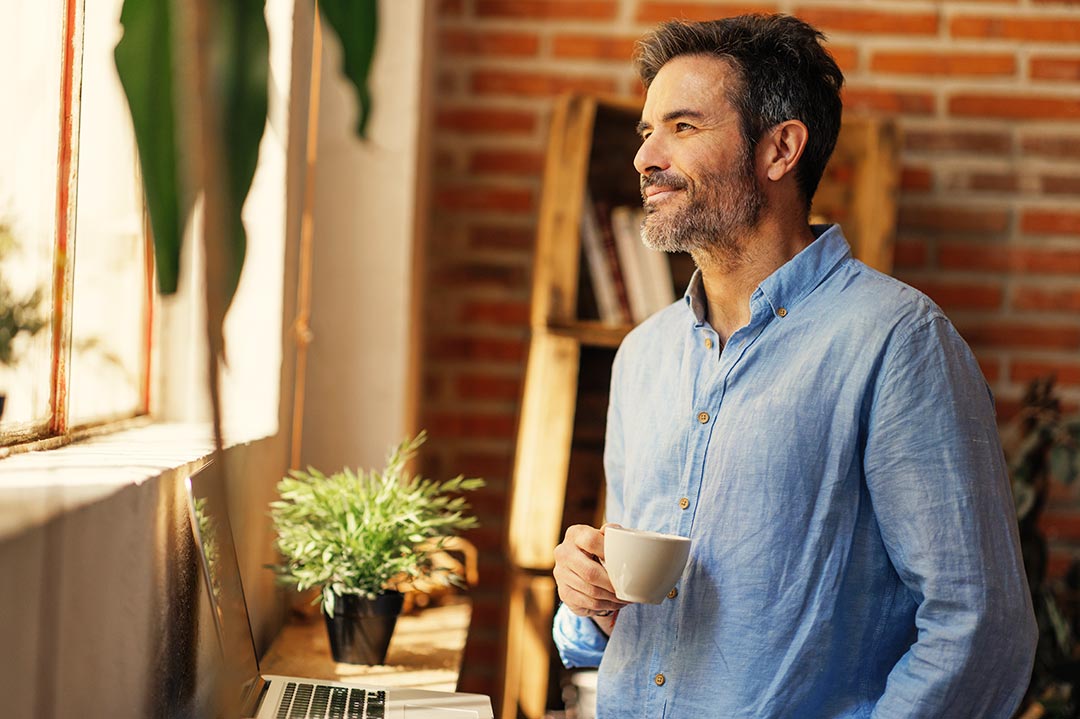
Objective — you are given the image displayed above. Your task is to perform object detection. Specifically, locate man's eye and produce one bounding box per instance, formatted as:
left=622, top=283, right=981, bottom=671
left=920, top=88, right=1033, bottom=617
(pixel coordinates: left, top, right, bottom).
left=675, top=122, right=695, bottom=132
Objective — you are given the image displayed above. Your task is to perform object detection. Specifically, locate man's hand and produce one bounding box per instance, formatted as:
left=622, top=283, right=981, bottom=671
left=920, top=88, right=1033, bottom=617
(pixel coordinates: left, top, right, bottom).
left=554, top=524, right=628, bottom=633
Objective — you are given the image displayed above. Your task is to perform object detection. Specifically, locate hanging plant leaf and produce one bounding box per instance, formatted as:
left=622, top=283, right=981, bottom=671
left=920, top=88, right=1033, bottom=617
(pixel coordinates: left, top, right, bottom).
left=212, top=0, right=269, bottom=311
left=114, top=0, right=190, bottom=295
left=319, top=0, right=378, bottom=138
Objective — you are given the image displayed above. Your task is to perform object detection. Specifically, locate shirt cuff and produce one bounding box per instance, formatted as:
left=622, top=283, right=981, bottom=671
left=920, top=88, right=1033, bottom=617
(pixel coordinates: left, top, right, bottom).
left=552, top=602, right=608, bottom=668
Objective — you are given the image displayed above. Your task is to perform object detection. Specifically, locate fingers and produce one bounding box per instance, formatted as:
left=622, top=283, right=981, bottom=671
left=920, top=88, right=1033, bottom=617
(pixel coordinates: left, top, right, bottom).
left=553, top=524, right=628, bottom=617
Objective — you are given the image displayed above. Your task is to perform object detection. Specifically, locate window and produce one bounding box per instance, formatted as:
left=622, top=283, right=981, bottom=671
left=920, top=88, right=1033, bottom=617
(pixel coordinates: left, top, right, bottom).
left=0, top=0, right=152, bottom=446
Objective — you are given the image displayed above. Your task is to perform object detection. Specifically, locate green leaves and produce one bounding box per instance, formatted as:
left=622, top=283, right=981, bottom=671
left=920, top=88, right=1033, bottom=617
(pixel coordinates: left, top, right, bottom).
left=268, top=432, right=484, bottom=610
left=319, top=0, right=378, bottom=138
left=114, top=0, right=187, bottom=295
left=115, top=0, right=378, bottom=307
left=213, top=0, right=269, bottom=309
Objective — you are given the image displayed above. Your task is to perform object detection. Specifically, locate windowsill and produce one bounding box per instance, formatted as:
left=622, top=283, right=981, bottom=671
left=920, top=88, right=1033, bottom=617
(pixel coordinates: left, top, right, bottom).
left=0, top=422, right=217, bottom=541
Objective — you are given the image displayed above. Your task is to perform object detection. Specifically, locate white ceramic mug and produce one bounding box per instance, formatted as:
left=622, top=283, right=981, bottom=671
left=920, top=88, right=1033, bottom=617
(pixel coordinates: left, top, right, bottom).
left=603, top=526, right=691, bottom=604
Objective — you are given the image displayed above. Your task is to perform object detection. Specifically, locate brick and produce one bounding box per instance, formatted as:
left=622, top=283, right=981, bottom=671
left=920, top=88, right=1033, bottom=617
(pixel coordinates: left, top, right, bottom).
left=893, top=238, right=928, bottom=270
left=1013, top=361, right=1080, bottom=387
left=636, top=2, right=779, bottom=23
left=994, top=396, right=1025, bottom=424
left=899, top=205, right=1010, bottom=234
left=435, top=107, right=537, bottom=135
left=828, top=45, right=859, bottom=74
left=430, top=259, right=530, bottom=289
left=955, top=321, right=1080, bottom=351
left=1022, top=209, right=1080, bottom=236
left=433, top=148, right=457, bottom=172
left=1022, top=134, right=1080, bottom=161
left=951, top=15, right=1080, bottom=43
left=871, top=51, right=1015, bottom=77
left=901, top=167, right=933, bottom=192
left=843, top=87, right=935, bottom=116
left=457, top=450, right=514, bottom=480
left=552, top=34, right=639, bottom=62
left=426, top=411, right=519, bottom=440
left=904, top=129, right=1012, bottom=156
left=1040, top=511, right=1080, bottom=542
left=438, top=0, right=464, bottom=15
left=940, top=244, right=1080, bottom=274
left=468, top=149, right=545, bottom=177
left=468, top=224, right=536, bottom=251
left=793, top=7, right=939, bottom=36
left=434, top=185, right=534, bottom=214
left=471, top=69, right=618, bottom=97
left=429, top=335, right=528, bottom=364
left=950, top=94, right=1080, bottom=121
left=1041, top=174, right=1080, bottom=196
left=945, top=171, right=1020, bottom=194
left=1014, top=285, right=1080, bottom=312
left=907, top=279, right=1004, bottom=311
left=476, top=0, right=617, bottom=21
left=436, top=70, right=458, bottom=95
left=460, top=300, right=531, bottom=326
left=979, top=358, right=1002, bottom=383
left=1031, top=57, right=1080, bottom=82
left=457, top=373, right=522, bottom=402
left=440, top=29, right=540, bottom=58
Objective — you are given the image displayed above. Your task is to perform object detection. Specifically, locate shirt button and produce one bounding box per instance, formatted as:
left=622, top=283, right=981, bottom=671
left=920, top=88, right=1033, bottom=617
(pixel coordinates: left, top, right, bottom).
left=679, top=497, right=690, bottom=510
left=697, top=411, right=710, bottom=424
left=704, top=337, right=713, bottom=349
left=777, top=307, right=788, bottom=317
left=654, top=673, right=666, bottom=686
left=668, top=587, right=678, bottom=599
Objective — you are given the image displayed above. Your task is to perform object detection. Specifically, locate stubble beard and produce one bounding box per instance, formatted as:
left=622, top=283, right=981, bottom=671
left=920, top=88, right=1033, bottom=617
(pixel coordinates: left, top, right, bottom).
left=639, top=147, right=766, bottom=263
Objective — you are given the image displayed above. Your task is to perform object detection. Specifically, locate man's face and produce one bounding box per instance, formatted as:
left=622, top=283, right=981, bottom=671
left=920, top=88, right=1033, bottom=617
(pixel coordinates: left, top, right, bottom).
left=633, top=54, right=765, bottom=256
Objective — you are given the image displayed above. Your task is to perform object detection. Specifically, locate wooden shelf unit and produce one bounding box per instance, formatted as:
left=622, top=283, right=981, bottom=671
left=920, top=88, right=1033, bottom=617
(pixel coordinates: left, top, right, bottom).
left=498, top=93, right=899, bottom=719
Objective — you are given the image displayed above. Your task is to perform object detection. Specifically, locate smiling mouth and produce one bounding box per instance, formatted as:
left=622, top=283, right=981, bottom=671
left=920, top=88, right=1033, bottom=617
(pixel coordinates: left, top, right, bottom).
left=643, top=187, right=682, bottom=205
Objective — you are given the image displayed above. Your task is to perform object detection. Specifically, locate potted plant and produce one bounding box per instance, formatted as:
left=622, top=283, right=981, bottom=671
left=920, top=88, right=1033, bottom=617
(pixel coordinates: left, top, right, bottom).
left=0, top=223, right=47, bottom=421
left=268, top=431, right=484, bottom=665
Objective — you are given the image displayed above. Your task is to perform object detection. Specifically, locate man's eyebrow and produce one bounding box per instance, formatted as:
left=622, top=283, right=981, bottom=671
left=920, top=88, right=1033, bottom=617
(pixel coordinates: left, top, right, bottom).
left=635, top=109, right=708, bottom=136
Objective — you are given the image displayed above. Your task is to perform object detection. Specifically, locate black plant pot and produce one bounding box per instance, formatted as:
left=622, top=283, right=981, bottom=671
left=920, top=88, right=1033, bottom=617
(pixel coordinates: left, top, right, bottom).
left=323, top=590, right=404, bottom=665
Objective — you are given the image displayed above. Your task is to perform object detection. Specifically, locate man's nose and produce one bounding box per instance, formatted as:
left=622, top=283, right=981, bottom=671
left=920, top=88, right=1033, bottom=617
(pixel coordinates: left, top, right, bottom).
left=633, top=134, right=669, bottom=176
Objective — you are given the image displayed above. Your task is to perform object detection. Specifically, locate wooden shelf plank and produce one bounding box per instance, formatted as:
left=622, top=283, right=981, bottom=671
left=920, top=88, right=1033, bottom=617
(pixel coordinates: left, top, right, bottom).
left=546, top=320, right=631, bottom=349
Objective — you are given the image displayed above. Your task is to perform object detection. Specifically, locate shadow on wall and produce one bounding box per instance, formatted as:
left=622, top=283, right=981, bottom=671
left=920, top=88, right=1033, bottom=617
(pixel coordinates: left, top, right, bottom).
left=0, top=469, right=224, bottom=719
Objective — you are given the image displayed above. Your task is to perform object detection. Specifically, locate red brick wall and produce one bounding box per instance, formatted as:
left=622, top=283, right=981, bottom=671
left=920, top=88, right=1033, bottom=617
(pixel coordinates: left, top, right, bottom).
left=420, top=0, right=1080, bottom=703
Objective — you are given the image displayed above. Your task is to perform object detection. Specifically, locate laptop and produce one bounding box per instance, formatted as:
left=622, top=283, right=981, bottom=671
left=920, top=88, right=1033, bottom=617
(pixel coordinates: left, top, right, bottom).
left=184, top=460, right=494, bottom=719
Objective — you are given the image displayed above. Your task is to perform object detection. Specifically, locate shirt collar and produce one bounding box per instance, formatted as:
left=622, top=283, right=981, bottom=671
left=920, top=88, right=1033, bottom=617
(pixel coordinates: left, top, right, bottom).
left=682, top=224, right=852, bottom=327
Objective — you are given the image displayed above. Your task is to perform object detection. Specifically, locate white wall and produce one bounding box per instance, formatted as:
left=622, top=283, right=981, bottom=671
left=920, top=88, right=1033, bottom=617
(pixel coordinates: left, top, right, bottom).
left=300, top=0, right=430, bottom=474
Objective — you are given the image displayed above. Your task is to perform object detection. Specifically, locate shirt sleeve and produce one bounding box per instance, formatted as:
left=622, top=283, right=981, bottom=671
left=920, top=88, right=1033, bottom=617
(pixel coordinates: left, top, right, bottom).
left=864, top=315, right=1037, bottom=718
left=553, top=602, right=609, bottom=668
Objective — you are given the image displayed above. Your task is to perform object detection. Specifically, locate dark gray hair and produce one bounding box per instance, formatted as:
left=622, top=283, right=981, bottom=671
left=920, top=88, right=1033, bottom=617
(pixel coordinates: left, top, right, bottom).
left=634, top=14, right=844, bottom=211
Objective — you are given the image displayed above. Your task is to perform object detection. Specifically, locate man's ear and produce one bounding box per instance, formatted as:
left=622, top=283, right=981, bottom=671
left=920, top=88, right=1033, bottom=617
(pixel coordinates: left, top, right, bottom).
left=759, top=120, right=809, bottom=183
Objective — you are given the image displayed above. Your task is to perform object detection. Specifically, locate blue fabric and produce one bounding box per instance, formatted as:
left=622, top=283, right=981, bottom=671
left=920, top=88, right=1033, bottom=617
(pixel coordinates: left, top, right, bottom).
left=553, top=225, right=1036, bottom=718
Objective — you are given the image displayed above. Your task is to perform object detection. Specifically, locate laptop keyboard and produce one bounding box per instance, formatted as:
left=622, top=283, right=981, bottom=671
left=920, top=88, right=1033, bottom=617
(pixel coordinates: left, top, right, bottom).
left=276, top=682, right=386, bottom=719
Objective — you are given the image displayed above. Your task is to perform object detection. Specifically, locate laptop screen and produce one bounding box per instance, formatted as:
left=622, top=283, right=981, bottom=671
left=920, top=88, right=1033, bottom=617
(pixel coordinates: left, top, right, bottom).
left=185, top=460, right=266, bottom=716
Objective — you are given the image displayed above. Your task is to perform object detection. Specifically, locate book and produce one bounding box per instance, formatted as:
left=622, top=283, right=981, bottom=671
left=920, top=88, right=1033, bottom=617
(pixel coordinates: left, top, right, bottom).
left=610, top=206, right=675, bottom=322
left=580, top=192, right=627, bottom=325
left=592, top=198, right=633, bottom=324
left=629, top=207, right=677, bottom=314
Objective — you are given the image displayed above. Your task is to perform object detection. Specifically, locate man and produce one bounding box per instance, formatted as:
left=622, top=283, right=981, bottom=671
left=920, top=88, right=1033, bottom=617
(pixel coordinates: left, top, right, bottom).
left=552, top=14, right=1037, bottom=719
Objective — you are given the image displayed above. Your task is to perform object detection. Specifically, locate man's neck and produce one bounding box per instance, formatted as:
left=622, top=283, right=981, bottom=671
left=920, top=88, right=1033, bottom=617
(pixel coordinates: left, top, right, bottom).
left=692, top=218, right=816, bottom=345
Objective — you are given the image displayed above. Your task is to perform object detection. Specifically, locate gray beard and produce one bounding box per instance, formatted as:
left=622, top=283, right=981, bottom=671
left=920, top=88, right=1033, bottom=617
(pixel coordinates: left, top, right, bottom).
left=639, top=159, right=766, bottom=259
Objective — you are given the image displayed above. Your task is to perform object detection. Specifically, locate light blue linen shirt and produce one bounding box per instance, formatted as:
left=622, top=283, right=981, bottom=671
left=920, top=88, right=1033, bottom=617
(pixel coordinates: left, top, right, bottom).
left=553, top=225, right=1036, bottom=718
